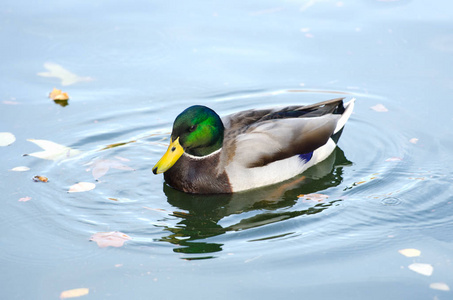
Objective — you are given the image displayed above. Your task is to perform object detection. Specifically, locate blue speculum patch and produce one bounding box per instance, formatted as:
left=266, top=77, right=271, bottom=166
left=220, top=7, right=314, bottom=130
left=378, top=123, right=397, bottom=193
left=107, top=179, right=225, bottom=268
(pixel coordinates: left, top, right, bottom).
left=299, top=152, right=313, bottom=162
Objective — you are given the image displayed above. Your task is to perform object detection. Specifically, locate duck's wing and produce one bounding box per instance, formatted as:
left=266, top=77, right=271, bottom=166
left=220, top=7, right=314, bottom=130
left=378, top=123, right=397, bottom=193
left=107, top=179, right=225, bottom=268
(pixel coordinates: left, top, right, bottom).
left=221, top=108, right=274, bottom=131
left=221, top=98, right=345, bottom=129
left=221, top=98, right=346, bottom=168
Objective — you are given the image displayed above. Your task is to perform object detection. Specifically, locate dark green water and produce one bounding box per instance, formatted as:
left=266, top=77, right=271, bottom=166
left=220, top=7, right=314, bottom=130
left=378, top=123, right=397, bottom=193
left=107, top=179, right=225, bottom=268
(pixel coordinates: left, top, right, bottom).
left=2, top=1, right=453, bottom=299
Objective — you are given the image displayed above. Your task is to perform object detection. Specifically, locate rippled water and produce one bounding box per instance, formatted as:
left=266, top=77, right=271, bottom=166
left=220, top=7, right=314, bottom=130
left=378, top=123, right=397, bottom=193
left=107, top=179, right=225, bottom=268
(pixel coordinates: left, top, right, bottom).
left=2, top=0, right=453, bottom=299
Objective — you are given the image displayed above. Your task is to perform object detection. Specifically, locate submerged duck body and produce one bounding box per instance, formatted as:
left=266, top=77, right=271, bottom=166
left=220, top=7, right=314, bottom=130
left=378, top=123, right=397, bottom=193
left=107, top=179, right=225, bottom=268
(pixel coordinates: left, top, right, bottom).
left=153, top=97, right=355, bottom=194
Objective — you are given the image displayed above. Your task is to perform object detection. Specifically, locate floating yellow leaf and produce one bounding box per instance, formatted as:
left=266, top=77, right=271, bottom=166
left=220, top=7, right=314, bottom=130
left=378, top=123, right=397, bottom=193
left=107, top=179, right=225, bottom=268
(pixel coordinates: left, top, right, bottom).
left=60, top=288, right=89, bottom=299
left=108, top=197, right=134, bottom=203
left=49, top=87, right=69, bottom=100
left=25, top=139, right=81, bottom=161
left=346, top=173, right=379, bottom=190
left=90, top=231, right=131, bottom=248
left=408, top=263, right=433, bottom=276
left=429, top=282, right=450, bottom=291
left=11, top=166, right=30, bottom=172
left=68, top=182, right=96, bottom=193
left=0, top=132, right=16, bottom=146
left=99, top=140, right=136, bottom=151
left=398, top=248, right=421, bottom=257
left=33, top=175, right=48, bottom=182
left=38, top=62, right=93, bottom=86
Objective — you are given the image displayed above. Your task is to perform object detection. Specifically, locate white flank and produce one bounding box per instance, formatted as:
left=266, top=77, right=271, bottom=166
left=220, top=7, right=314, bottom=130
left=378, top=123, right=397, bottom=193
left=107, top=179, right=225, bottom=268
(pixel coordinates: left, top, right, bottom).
left=227, top=139, right=337, bottom=192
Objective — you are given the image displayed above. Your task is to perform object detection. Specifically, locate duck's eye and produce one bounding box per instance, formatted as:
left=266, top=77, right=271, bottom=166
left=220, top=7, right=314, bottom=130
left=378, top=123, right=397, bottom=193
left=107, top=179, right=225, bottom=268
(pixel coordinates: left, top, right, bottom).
left=189, top=125, right=197, bottom=132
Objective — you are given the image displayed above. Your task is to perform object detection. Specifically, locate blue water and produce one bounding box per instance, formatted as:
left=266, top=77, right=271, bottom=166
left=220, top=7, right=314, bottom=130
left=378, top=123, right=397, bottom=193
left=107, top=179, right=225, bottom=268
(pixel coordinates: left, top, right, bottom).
left=2, top=0, right=453, bottom=299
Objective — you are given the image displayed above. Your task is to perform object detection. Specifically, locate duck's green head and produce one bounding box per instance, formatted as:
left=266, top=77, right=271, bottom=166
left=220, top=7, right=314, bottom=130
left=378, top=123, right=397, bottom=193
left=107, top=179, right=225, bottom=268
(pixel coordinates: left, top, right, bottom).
left=152, top=105, right=224, bottom=174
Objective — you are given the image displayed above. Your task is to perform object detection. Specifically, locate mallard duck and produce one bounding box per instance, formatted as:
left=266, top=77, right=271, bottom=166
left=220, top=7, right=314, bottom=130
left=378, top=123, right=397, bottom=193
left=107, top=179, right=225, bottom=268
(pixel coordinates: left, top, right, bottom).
left=153, top=97, right=355, bottom=194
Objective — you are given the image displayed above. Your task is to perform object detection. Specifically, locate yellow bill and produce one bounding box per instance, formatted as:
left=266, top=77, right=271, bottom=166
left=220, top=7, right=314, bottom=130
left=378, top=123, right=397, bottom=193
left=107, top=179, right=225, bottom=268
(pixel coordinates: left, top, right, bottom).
left=152, top=137, right=184, bottom=174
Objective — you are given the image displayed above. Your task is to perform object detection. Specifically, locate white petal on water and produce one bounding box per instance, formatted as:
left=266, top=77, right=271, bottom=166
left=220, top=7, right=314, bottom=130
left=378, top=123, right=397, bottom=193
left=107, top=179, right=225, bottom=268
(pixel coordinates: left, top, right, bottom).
left=26, top=139, right=81, bottom=161
left=371, top=103, right=389, bottom=112
left=11, top=166, right=30, bottom=172
left=398, top=248, right=421, bottom=257
left=0, top=132, right=16, bottom=146
left=385, top=157, right=403, bottom=162
left=37, top=62, right=93, bottom=86
left=408, top=263, right=433, bottom=276
left=90, top=231, right=131, bottom=248
left=429, top=282, right=450, bottom=291
left=68, top=182, right=96, bottom=193
left=60, top=288, right=89, bottom=299
left=89, top=159, right=135, bottom=180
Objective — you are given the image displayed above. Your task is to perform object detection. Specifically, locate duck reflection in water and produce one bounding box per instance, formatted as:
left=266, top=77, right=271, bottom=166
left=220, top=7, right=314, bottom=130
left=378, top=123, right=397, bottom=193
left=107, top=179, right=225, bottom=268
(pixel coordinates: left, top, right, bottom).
left=157, top=147, right=351, bottom=259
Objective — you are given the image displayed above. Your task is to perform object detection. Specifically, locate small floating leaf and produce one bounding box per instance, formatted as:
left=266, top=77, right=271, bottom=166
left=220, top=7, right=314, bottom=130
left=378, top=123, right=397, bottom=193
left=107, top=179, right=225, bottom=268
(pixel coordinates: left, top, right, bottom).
left=429, top=282, right=450, bottom=291
left=90, top=231, right=131, bottom=248
left=11, top=166, right=30, bottom=172
left=18, top=196, right=32, bottom=202
left=88, top=158, right=135, bottom=180
left=345, top=173, right=379, bottom=190
left=25, top=139, right=81, bottom=161
left=0, top=132, right=16, bottom=146
left=68, top=182, right=96, bottom=193
left=371, top=104, right=389, bottom=112
left=92, top=163, right=109, bottom=180
left=49, top=87, right=69, bottom=100
left=408, top=263, right=433, bottom=276
left=409, top=138, right=419, bottom=144
left=398, top=248, right=421, bottom=257
left=108, top=197, right=134, bottom=203
left=99, top=140, right=136, bottom=151
left=33, top=175, right=48, bottom=182
left=60, top=288, right=89, bottom=299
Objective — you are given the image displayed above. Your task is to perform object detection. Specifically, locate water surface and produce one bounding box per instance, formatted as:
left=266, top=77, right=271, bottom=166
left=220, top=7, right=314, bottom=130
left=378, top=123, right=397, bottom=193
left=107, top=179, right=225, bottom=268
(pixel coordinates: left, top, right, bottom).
left=2, top=0, right=453, bottom=299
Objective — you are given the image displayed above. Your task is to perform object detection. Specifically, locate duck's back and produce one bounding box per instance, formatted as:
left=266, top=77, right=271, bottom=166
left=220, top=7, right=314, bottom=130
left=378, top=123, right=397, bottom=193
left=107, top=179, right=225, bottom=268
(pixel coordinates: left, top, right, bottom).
left=219, top=98, right=355, bottom=192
